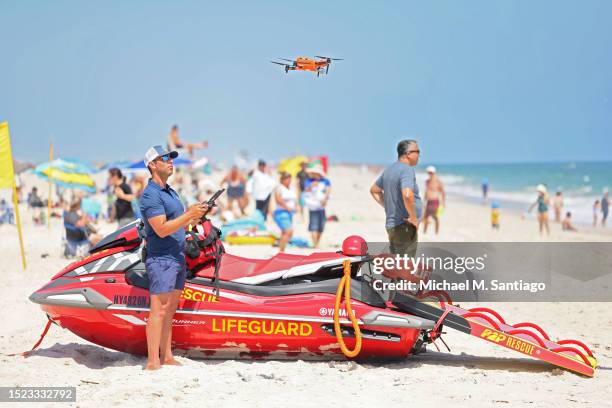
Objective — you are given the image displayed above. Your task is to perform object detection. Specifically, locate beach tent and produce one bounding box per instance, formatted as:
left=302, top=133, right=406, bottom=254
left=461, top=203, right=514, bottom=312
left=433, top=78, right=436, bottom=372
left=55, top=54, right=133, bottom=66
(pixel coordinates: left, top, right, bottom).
left=34, top=158, right=96, bottom=193
left=101, top=160, right=133, bottom=170
left=126, top=157, right=193, bottom=170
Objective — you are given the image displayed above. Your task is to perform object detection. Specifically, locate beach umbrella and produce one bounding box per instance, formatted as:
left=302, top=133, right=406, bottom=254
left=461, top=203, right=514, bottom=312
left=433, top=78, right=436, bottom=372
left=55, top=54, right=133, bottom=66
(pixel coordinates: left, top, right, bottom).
left=34, top=158, right=96, bottom=193
left=277, top=155, right=309, bottom=177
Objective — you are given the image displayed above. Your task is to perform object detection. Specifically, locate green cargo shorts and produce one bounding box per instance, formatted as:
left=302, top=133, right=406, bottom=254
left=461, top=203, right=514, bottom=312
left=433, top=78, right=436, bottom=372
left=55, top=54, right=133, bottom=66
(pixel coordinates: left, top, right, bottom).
left=386, top=222, right=418, bottom=257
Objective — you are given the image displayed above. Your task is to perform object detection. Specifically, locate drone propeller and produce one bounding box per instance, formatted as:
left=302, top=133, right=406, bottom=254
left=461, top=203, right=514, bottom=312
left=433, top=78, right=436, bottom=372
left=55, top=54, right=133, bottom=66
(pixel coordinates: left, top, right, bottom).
left=315, top=56, right=343, bottom=61
left=271, top=61, right=293, bottom=74
left=279, top=58, right=297, bottom=63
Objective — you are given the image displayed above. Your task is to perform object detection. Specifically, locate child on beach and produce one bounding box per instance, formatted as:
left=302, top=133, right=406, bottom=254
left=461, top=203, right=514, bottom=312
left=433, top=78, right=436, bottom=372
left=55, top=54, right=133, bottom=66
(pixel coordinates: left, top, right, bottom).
left=491, top=202, right=500, bottom=230
left=562, top=212, right=577, bottom=231
left=593, top=200, right=600, bottom=226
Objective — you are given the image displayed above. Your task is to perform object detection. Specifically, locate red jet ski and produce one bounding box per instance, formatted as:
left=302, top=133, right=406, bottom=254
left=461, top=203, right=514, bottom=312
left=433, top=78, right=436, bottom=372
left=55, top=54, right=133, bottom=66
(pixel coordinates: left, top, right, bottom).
left=29, top=192, right=598, bottom=376
left=29, top=192, right=435, bottom=360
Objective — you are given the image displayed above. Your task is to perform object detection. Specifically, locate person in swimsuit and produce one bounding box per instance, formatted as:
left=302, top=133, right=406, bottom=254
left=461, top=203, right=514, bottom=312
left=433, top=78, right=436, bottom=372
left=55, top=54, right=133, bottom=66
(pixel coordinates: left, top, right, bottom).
left=167, top=124, right=208, bottom=159
left=221, top=166, right=247, bottom=218
left=273, top=172, right=298, bottom=252
left=529, top=184, right=550, bottom=235
left=553, top=191, right=563, bottom=223
left=481, top=178, right=489, bottom=200
left=422, top=166, right=445, bottom=235
left=593, top=200, right=600, bottom=226
left=601, top=189, right=609, bottom=227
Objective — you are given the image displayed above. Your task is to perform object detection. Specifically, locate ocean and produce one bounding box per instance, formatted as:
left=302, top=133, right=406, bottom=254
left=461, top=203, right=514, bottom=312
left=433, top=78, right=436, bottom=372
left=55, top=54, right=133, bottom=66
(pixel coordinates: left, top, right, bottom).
left=416, top=161, right=612, bottom=226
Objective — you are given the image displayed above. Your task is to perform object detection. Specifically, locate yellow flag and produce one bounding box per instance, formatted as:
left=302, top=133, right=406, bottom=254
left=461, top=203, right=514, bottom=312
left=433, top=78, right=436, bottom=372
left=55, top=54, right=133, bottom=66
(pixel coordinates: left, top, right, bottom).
left=0, top=121, right=26, bottom=269
left=0, top=122, right=15, bottom=188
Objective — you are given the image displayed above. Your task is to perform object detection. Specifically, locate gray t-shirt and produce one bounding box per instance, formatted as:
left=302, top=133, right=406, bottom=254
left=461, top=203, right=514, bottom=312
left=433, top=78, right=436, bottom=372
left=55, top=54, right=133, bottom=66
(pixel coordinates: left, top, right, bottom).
left=375, top=162, right=422, bottom=229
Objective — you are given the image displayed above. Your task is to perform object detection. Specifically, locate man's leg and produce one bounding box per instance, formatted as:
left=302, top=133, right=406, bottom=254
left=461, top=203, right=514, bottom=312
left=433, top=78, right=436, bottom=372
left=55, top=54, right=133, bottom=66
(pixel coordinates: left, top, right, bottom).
left=146, top=293, right=172, bottom=370
left=160, top=289, right=182, bottom=365
left=386, top=225, right=411, bottom=302
left=262, top=194, right=271, bottom=220
left=256, top=199, right=268, bottom=220
left=311, top=232, right=319, bottom=247
left=388, top=224, right=417, bottom=257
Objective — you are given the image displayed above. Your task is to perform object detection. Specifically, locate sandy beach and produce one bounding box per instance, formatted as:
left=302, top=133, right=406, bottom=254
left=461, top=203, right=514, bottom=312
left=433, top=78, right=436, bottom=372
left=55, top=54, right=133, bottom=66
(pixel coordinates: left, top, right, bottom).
left=1, top=165, right=611, bottom=407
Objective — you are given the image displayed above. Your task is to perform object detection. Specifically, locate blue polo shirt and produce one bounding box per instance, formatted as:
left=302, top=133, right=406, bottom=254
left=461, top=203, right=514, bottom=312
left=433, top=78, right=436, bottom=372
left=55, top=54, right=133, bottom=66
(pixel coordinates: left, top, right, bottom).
left=140, top=179, right=186, bottom=261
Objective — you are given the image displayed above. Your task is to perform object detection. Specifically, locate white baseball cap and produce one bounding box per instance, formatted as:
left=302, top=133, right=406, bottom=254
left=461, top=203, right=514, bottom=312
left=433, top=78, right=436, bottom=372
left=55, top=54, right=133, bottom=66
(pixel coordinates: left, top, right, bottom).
left=426, top=165, right=436, bottom=173
left=144, top=145, right=178, bottom=167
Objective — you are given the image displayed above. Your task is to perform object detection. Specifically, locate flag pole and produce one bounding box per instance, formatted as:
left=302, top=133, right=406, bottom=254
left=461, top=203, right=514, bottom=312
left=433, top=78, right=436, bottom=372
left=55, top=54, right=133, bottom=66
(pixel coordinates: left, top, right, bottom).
left=12, top=180, right=26, bottom=270
left=47, top=141, right=53, bottom=228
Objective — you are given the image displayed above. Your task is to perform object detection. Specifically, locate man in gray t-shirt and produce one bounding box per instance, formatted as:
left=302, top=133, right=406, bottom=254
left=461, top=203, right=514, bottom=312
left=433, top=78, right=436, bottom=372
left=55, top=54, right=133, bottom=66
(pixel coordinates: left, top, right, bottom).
left=370, top=139, right=422, bottom=256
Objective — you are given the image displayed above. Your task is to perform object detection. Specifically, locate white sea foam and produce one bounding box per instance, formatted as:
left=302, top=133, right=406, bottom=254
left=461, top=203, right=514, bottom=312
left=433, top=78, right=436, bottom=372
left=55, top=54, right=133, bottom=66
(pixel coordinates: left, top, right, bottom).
left=418, top=170, right=603, bottom=226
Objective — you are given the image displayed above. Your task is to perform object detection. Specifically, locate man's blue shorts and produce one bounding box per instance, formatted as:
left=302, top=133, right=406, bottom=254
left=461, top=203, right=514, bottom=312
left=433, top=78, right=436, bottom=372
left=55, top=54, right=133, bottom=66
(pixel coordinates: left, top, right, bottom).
left=308, top=209, right=326, bottom=233
left=145, top=256, right=187, bottom=295
left=273, top=209, right=293, bottom=231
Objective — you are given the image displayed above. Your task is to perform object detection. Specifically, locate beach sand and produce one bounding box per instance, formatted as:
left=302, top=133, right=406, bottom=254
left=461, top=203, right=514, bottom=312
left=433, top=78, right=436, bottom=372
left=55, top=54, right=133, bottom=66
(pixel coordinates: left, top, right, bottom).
left=1, top=165, right=611, bottom=407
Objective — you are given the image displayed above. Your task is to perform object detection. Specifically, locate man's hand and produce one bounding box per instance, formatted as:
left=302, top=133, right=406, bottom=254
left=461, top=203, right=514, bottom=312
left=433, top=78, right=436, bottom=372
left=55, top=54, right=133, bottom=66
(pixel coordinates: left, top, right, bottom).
left=404, top=217, right=419, bottom=229
left=187, top=203, right=208, bottom=220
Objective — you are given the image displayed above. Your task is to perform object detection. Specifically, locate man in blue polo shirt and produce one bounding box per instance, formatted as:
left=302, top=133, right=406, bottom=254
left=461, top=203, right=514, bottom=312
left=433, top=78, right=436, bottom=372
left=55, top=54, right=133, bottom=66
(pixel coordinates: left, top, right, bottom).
left=140, top=145, right=207, bottom=370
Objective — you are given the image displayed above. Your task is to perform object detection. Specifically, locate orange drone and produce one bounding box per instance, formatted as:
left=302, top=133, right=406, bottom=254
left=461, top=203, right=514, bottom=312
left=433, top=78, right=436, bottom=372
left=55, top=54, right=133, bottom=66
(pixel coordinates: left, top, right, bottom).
left=270, top=56, right=343, bottom=76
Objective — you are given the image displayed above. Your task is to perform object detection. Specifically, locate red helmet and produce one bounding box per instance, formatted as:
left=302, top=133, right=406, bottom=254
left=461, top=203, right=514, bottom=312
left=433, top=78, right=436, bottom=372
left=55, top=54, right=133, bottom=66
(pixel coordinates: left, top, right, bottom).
left=342, top=235, right=367, bottom=256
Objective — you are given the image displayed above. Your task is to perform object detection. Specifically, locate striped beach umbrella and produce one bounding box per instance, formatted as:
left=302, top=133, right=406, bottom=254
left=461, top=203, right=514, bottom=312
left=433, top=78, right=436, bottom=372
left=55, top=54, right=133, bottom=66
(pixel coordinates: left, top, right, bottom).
left=34, top=158, right=96, bottom=192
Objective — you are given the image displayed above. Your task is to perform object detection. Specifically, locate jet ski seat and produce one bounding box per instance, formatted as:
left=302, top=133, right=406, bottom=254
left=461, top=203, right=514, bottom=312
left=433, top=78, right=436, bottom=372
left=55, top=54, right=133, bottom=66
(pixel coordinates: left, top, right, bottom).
left=126, top=250, right=366, bottom=287
left=124, top=262, right=385, bottom=307
left=194, top=252, right=362, bottom=284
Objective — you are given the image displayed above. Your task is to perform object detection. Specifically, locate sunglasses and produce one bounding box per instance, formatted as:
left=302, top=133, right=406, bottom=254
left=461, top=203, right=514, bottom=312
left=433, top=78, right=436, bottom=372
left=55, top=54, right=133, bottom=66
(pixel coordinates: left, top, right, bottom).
left=156, top=154, right=173, bottom=162
left=407, top=150, right=420, bottom=155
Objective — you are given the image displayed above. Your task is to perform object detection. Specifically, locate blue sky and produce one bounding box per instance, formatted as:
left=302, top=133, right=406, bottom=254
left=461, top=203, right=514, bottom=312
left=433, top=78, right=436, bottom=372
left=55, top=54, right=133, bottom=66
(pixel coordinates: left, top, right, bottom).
left=1, top=1, right=611, bottom=165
